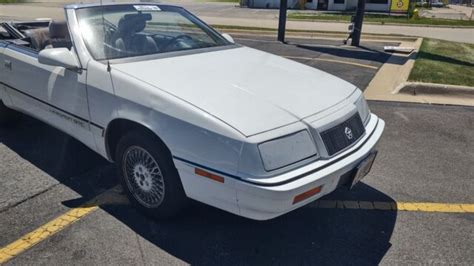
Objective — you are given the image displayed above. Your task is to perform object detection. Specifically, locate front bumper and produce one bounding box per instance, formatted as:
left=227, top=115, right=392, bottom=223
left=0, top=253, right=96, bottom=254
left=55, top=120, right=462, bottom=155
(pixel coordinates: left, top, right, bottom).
left=175, top=114, right=385, bottom=221
left=235, top=114, right=385, bottom=220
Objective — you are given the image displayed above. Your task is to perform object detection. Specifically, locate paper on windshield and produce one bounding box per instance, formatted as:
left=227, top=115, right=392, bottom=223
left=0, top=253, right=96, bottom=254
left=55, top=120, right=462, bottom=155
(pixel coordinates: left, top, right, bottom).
left=133, top=5, right=161, bottom=11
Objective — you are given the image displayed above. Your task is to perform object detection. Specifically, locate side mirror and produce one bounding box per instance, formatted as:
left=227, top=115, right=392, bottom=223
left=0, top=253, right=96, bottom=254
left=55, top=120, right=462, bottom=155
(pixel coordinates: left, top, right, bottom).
left=222, top=33, right=235, bottom=44
left=38, top=48, right=79, bottom=70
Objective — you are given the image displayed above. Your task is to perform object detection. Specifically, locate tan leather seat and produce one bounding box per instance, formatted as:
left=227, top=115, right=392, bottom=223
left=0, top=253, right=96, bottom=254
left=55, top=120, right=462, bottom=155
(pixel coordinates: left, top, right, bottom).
left=23, top=28, right=50, bottom=51
left=48, top=20, right=72, bottom=49
left=114, top=14, right=157, bottom=56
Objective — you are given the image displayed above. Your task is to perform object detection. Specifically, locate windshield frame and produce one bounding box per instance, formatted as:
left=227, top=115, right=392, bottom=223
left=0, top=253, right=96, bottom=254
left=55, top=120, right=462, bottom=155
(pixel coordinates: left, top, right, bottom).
left=74, top=4, right=238, bottom=63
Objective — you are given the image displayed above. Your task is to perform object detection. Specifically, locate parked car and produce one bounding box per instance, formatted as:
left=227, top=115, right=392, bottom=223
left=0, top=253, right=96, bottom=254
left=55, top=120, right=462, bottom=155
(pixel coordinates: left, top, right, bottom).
left=416, top=0, right=445, bottom=7
left=431, top=1, right=445, bottom=7
left=415, top=0, right=428, bottom=7
left=0, top=3, right=384, bottom=220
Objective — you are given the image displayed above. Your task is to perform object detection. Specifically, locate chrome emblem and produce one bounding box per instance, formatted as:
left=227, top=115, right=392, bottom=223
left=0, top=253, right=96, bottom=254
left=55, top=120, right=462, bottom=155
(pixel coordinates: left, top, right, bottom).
left=344, top=127, right=353, bottom=140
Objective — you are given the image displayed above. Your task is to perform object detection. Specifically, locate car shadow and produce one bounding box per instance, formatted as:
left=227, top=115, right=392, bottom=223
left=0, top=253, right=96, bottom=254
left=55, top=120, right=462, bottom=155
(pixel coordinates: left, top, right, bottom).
left=295, top=43, right=407, bottom=65
left=0, top=115, right=397, bottom=265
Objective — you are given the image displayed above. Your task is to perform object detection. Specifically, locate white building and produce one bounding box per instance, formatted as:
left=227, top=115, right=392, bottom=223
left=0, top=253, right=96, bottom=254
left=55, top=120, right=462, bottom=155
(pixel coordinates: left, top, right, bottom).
left=246, top=0, right=391, bottom=12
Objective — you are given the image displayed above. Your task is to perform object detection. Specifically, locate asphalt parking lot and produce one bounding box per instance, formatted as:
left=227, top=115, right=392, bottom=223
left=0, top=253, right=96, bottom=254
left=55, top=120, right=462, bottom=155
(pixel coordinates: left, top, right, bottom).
left=234, top=34, right=395, bottom=90
left=0, top=36, right=473, bottom=265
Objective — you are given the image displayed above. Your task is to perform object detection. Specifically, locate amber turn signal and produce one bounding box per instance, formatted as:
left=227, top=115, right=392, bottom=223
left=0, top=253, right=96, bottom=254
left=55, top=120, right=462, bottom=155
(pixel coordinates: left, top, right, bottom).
left=195, top=168, right=225, bottom=183
left=293, top=186, right=322, bottom=204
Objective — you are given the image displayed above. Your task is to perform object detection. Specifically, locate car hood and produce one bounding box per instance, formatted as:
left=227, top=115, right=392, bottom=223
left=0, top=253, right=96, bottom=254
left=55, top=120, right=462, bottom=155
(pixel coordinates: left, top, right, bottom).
left=113, top=46, right=357, bottom=137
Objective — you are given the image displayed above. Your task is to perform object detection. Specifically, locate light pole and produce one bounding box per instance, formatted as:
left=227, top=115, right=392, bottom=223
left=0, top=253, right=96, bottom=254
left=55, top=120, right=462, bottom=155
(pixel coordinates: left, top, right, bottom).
left=351, top=0, right=366, bottom=46
left=278, top=0, right=288, bottom=42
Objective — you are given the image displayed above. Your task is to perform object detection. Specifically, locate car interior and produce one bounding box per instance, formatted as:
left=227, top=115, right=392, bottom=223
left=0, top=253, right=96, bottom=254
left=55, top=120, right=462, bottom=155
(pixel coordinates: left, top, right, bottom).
left=80, top=11, right=219, bottom=60
left=0, top=20, right=72, bottom=52
left=113, top=13, right=158, bottom=56
left=0, top=10, right=225, bottom=61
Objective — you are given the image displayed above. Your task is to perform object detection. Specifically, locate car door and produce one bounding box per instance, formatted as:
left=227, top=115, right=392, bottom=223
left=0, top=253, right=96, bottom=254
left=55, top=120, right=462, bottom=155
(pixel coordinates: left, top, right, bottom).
left=1, top=44, right=96, bottom=151
left=0, top=40, right=10, bottom=104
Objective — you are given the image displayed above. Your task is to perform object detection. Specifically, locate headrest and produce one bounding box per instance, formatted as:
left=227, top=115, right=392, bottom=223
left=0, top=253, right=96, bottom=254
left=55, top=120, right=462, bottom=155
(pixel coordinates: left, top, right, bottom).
left=117, top=13, right=151, bottom=35
left=23, top=28, right=50, bottom=51
left=49, top=20, right=69, bottom=39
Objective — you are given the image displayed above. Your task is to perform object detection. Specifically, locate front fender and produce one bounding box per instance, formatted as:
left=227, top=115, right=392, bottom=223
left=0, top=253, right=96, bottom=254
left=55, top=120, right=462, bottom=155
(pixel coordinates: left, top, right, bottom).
left=107, top=68, right=246, bottom=178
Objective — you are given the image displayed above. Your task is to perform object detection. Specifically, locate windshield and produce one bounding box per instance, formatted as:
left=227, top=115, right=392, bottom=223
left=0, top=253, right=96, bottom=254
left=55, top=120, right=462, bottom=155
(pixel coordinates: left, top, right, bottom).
left=75, top=4, right=231, bottom=60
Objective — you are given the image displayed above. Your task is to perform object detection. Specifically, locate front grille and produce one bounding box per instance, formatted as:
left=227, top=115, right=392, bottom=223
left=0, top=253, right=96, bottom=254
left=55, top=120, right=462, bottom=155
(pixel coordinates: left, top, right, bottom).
left=320, top=113, right=365, bottom=156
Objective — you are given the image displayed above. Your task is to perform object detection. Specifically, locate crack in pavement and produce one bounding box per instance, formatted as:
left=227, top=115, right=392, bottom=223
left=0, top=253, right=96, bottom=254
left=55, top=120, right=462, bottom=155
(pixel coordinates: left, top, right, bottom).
left=0, top=183, right=60, bottom=213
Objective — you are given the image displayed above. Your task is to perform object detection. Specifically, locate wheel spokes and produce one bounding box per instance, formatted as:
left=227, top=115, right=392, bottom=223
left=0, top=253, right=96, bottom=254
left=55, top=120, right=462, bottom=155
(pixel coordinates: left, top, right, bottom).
left=122, top=146, right=165, bottom=208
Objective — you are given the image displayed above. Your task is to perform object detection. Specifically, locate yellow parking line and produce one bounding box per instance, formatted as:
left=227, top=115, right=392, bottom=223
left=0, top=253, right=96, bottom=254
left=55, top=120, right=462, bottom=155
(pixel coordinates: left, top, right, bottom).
left=0, top=205, right=98, bottom=264
left=315, top=200, right=474, bottom=213
left=1, top=195, right=472, bottom=264
left=0, top=186, right=126, bottom=264
left=283, top=56, right=379, bottom=70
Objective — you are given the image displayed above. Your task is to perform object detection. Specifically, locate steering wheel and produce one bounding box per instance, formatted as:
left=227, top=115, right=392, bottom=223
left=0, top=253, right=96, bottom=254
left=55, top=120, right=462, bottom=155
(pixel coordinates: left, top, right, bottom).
left=161, top=34, right=194, bottom=51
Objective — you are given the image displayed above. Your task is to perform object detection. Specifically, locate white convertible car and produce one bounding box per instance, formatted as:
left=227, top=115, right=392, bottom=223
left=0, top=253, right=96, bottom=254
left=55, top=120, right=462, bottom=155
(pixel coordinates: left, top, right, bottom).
left=0, top=3, right=384, bottom=220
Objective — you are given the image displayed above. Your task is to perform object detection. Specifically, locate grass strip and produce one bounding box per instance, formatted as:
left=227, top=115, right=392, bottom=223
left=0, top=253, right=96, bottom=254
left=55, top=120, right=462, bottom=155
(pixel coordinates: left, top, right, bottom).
left=408, top=38, right=474, bottom=86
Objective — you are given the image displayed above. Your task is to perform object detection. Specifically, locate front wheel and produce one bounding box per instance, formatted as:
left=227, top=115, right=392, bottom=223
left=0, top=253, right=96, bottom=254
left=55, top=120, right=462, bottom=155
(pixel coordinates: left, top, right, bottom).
left=115, top=130, right=187, bottom=219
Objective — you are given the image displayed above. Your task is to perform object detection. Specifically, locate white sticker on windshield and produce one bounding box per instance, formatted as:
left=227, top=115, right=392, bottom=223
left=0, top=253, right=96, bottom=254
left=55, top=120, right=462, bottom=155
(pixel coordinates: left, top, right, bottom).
left=133, top=5, right=161, bottom=11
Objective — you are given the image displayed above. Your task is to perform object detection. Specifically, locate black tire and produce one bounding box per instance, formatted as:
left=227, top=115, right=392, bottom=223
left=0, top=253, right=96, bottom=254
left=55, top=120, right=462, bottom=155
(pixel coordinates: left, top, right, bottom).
left=0, top=100, right=20, bottom=126
left=115, top=130, right=187, bottom=219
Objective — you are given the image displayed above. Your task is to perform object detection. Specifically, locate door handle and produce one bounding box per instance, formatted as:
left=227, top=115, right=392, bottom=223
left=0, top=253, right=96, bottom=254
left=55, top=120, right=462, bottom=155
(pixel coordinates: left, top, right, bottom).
left=4, top=60, right=12, bottom=70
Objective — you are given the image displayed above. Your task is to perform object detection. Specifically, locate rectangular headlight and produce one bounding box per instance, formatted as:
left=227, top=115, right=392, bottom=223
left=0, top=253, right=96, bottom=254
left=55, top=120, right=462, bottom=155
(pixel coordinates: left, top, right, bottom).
left=355, top=95, right=370, bottom=125
left=258, top=130, right=317, bottom=171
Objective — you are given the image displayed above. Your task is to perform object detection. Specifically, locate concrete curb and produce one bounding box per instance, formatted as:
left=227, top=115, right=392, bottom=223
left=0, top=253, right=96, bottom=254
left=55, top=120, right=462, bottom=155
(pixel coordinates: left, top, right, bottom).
left=365, top=38, right=474, bottom=107
left=396, top=82, right=474, bottom=98
left=213, top=27, right=418, bottom=42
left=364, top=38, right=422, bottom=97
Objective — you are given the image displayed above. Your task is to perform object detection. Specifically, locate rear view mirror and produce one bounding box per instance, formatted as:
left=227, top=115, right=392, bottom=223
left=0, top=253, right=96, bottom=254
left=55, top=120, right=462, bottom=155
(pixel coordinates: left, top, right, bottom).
left=38, top=48, right=79, bottom=70
left=222, top=33, right=235, bottom=44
